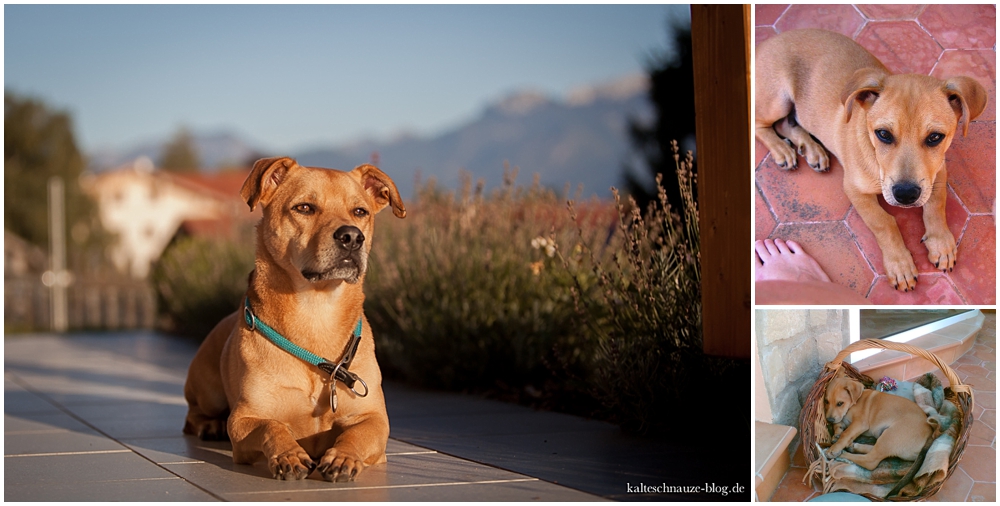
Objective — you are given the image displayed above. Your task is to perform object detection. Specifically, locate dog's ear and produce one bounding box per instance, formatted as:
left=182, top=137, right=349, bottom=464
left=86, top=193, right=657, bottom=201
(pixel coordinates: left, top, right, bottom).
left=841, top=68, right=886, bottom=123
left=241, top=157, right=297, bottom=211
left=943, top=76, right=988, bottom=137
left=845, top=378, right=864, bottom=404
left=353, top=164, right=406, bottom=218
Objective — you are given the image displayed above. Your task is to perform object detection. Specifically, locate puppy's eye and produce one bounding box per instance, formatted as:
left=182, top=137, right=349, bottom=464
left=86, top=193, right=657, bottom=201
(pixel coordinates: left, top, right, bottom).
left=874, top=129, right=894, bottom=144
left=925, top=132, right=945, bottom=147
left=293, top=203, right=315, bottom=215
left=353, top=208, right=369, bottom=218
left=837, top=401, right=843, bottom=407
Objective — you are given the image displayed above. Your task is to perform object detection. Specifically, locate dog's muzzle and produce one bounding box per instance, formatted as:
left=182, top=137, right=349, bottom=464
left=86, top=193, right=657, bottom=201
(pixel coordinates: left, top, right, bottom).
left=301, top=226, right=367, bottom=283
left=891, top=182, right=922, bottom=206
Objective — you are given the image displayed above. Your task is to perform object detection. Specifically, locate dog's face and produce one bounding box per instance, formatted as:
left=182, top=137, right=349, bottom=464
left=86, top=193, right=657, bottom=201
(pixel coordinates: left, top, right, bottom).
left=824, top=376, right=864, bottom=424
left=843, top=71, right=987, bottom=208
left=241, top=157, right=406, bottom=286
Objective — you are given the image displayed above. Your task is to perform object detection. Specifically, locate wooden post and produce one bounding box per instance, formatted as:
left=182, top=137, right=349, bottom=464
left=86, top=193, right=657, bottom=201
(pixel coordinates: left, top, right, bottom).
left=691, top=5, right=751, bottom=359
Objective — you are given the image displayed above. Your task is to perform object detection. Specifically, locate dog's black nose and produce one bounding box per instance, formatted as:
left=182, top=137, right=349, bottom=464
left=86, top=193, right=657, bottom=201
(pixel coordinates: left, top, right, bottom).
left=892, top=182, right=921, bottom=205
left=334, top=226, right=365, bottom=251
left=826, top=417, right=836, bottom=424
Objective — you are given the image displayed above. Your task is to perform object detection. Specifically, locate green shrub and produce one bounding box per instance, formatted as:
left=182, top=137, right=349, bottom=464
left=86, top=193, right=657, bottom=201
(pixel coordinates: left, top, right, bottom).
left=364, top=169, right=614, bottom=403
left=151, top=228, right=254, bottom=338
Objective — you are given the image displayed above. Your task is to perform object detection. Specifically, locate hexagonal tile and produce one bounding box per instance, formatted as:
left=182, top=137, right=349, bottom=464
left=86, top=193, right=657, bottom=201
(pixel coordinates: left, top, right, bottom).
left=845, top=187, right=969, bottom=275
left=868, top=273, right=965, bottom=304
left=855, top=21, right=943, bottom=74
left=756, top=26, right=779, bottom=47
left=774, top=5, right=866, bottom=37
left=770, top=221, right=875, bottom=297
left=755, top=139, right=769, bottom=169
left=755, top=155, right=852, bottom=223
left=947, top=121, right=996, bottom=214
left=755, top=185, right=777, bottom=241
left=951, top=215, right=996, bottom=304
left=856, top=5, right=924, bottom=21
left=932, top=50, right=996, bottom=122
left=755, top=5, right=789, bottom=27
left=920, top=5, right=997, bottom=49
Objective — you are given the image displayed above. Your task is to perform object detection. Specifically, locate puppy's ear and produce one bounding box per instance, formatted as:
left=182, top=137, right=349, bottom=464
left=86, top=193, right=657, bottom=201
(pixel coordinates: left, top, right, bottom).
left=845, top=378, right=864, bottom=404
left=944, top=76, right=988, bottom=136
left=241, top=157, right=297, bottom=211
left=841, top=68, right=886, bottom=123
left=353, top=164, right=406, bottom=218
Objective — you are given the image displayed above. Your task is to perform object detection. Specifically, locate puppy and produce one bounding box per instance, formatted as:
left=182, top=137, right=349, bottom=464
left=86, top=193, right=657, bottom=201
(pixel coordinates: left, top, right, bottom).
left=823, top=375, right=933, bottom=470
left=756, top=29, right=987, bottom=291
left=183, top=157, right=405, bottom=481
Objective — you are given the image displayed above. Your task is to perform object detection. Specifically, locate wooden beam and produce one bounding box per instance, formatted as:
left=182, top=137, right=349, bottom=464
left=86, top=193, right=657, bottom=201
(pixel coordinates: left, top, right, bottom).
left=691, top=5, right=751, bottom=359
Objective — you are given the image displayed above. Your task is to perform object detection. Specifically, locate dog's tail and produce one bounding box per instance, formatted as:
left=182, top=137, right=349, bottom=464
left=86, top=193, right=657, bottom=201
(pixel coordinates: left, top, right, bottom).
left=885, top=419, right=942, bottom=498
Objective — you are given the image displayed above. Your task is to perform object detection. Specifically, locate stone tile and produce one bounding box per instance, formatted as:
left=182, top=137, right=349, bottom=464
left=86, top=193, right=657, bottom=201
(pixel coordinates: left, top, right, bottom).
left=755, top=186, right=777, bottom=241
left=4, top=430, right=128, bottom=457
left=856, top=21, right=943, bottom=74
left=947, top=121, right=997, bottom=213
left=5, top=411, right=95, bottom=434
left=920, top=5, right=997, bottom=49
left=770, top=221, right=875, bottom=297
left=4, top=379, right=61, bottom=414
left=5, top=451, right=178, bottom=487
left=755, top=4, right=789, bottom=26
left=774, top=4, right=866, bottom=37
left=845, top=188, right=968, bottom=276
left=4, top=477, right=218, bottom=502
left=755, top=155, right=851, bottom=222
left=867, top=274, right=965, bottom=305
left=952, top=215, right=997, bottom=305
left=856, top=4, right=924, bottom=20
left=236, top=478, right=603, bottom=502
left=67, top=403, right=188, bottom=440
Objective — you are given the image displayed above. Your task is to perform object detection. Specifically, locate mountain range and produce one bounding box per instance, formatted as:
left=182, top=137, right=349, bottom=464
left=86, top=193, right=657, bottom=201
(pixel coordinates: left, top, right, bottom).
left=88, top=74, right=654, bottom=200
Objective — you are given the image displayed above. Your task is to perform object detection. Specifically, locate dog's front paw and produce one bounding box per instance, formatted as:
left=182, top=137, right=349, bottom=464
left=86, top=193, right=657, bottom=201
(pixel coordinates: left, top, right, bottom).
left=824, top=448, right=843, bottom=460
left=922, top=229, right=957, bottom=273
left=268, top=448, right=315, bottom=480
left=318, top=448, right=367, bottom=482
left=883, top=250, right=919, bottom=292
left=770, top=139, right=799, bottom=170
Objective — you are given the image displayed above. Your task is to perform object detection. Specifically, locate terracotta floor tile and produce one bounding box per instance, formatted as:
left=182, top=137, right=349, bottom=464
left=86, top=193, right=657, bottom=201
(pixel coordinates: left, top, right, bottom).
left=969, top=482, right=996, bottom=502
left=856, top=4, right=924, bottom=21
left=774, top=4, right=866, bottom=37
left=756, top=26, right=778, bottom=47
left=973, top=347, right=996, bottom=364
left=980, top=409, right=996, bottom=431
left=845, top=189, right=968, bottom=276
left=952, top=216, right=997, bottom=304
left=755, top=139, right=768, bottom=169
left=756, top=186, right=777, bottom=241
left=933, top=51, right=997, bottom=122
left=769, top=466, right=817, bottom=502
left=771, top=221, right=875, bottom=297
left=856, top=21, right=942, bottom=74
left=957, top=363, right=991, bottom=379
left=956, top=445, right=996, bottom=482
left=756, top=5, right=789, bottom=26
left=867, top=273, right=965, bottom=305
left=968, top=416, right=996, bottom=446
left=755, top=156, right=851, bottom=222
left=919, top=4, right=997, bottom=49
left=790, top=443, right=808, bottom=468
left=946, top=121, right=997, bottom=214
left=926, top=467, right=973, bottom=502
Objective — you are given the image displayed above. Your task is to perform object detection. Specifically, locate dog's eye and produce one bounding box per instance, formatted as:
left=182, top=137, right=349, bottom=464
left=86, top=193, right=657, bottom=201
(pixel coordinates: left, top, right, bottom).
left=837, top=401, right=843, bottom=407
left=293, top=203, right=315, bottom=215
left=353, top=208, right=369, bottom=218
left=874, top=129, right=894, bottom=144
left=925, top=132, right=945, bottom=147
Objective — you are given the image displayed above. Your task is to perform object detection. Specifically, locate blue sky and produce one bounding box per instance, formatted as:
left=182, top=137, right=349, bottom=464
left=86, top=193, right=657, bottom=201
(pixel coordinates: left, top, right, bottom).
left=5, top=4, right=686, bottom=154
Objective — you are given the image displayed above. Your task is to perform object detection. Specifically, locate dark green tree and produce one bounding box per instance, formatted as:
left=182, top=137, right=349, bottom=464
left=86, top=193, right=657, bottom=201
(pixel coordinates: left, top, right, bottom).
left=159, top=127, right=201, bottom=172
left=623, top=15, right=697, bottom=214
left=4, top=92, right=101, bottom=249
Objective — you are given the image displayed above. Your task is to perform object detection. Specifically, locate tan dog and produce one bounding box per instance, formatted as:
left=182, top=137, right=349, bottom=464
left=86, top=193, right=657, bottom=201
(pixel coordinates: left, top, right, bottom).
left=756, top=29, right=987, bottom=291
left=183, top=157, right=405, bottom=482
left=823, top=375, right=933, bottom=470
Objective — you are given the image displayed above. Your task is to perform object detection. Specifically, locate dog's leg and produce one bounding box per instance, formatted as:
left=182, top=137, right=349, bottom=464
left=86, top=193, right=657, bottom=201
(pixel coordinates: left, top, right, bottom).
left=755, top=88, right=799, bottom=170
left=317, top=415, right=389, bottom=482
left=825, top=419, right=868, bottom=459
left=772, top=113, right=830, bottom=172
left=920, top=167, right=957, bottom=272
left=847, top=186, right=918, bottom=291
left=229, top=415, right=316, bottom=480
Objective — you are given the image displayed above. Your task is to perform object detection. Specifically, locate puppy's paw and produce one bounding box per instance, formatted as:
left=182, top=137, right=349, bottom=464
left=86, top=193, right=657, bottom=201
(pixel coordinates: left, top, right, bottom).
left=922, top=230, right=957, bottom=272
left=318, top=448, right=367, bottom=482
left=883, top=250, right=919, bottom=292
left=268, top=448, right=315, bottom=480
left=770, top=139, right=799, bottom=170
left=824, top=448, right=843, bottom=460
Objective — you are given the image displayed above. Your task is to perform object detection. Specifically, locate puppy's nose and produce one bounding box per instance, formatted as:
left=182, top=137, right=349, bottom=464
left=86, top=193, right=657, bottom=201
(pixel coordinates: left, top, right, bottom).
left=826, top=416, right=836, bottom=423
left=892, top=182, right=921, bottom=205
left=334, top=225, right=365, bottom=251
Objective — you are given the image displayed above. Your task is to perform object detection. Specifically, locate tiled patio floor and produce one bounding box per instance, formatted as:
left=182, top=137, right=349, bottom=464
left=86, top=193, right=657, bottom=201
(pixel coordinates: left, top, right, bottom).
left=770, top=313, right=997, bottom=501
left=754, top=5, right=997, bottom=304
left=5, top=331, right=749, bottom=501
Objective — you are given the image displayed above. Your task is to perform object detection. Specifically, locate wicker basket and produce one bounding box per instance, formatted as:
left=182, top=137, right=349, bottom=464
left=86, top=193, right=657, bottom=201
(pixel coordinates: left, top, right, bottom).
left=799, top=339, right=975, bottom=501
